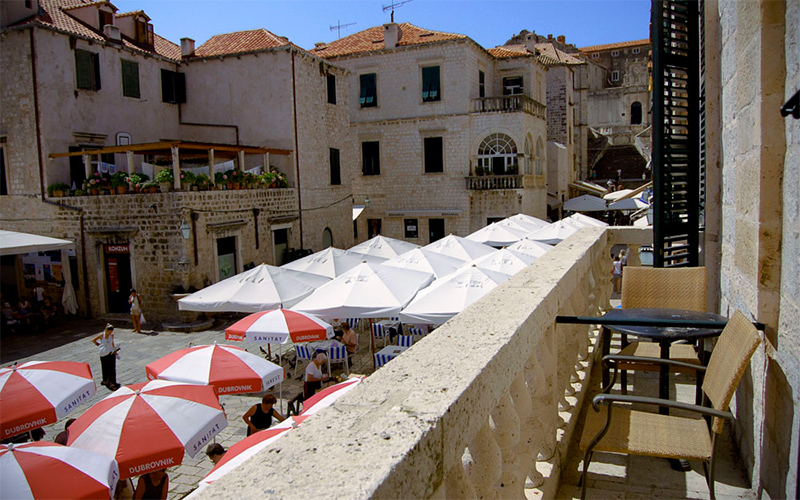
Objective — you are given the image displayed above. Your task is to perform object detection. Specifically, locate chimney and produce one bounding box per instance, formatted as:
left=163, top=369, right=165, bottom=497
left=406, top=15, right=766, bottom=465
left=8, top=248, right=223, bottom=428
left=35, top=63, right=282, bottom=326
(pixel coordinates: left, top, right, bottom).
left=103, top=24, right=121, bottom=42
left=384, top=23, right=402, bottom=49
left=557, top=35, right=565, bottom=43
left=181, top=38, right=195, bottom=58
left=547, top=34, right=553, bottom=40
left=314, top=42, right=327, bottom=49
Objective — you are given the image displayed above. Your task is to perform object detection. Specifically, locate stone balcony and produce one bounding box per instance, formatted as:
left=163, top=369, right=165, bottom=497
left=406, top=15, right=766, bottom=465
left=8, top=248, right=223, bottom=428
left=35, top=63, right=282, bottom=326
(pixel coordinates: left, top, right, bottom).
left=191, top=226, right=751, bottom=499
left=471, top=95, right=547, bottom=119
left=466, top=174, right=543, bottom=190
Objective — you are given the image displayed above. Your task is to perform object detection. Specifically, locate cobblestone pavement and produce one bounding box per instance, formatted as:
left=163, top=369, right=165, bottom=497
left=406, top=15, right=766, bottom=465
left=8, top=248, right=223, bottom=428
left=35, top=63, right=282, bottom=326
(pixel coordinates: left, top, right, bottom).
left=2, top=316, right=377, bottom=499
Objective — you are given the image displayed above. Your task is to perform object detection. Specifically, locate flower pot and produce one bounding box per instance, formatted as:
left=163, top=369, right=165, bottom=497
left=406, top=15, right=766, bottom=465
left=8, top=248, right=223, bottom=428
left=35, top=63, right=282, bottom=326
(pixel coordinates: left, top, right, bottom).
left=90, top=188, right=100, bottom=196
left=116, top=185, right=129, bottom=195
left=52, top=190, right=65, bottom=198
left=159, top=182, right=171, bottom=193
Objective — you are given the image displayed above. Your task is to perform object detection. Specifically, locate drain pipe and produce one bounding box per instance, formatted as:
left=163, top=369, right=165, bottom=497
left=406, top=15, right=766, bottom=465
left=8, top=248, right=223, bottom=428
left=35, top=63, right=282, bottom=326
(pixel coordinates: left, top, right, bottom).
left=30, top=27, right=46, bottom=200
left=291, top=48, right=304, bottom=247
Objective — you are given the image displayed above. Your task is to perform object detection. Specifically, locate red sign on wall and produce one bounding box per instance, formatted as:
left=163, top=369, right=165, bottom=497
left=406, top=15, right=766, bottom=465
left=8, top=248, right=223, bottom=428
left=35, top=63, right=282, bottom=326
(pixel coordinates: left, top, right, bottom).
left=105, top=244, right=129, bottom=254
left=108, top=258, right=119, bottom=292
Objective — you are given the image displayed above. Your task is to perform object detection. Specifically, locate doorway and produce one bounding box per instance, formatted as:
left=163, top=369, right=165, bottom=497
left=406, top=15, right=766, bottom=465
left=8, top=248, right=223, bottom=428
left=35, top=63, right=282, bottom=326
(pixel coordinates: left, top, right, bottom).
left=104, top=244, right=132, bottom=313
left=217, top=237, right=238, bottom=280
left=272, top=229, right=288, bottom=266
left=429, top=218, right=445, bottom=243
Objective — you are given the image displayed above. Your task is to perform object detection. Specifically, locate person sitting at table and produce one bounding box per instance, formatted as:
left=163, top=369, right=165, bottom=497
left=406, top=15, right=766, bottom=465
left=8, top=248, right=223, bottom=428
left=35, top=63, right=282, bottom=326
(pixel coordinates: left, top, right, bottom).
left=205, top=443, right=226, bottom=465
left=341, top=323, right=358, bottom=364
left=39, top=296, right=58, bottom=325
left=242, top=393, right=285, bottom=436
left=304, top=353, right=329, bottom=399
left=15, top=297, right=32, bottom=325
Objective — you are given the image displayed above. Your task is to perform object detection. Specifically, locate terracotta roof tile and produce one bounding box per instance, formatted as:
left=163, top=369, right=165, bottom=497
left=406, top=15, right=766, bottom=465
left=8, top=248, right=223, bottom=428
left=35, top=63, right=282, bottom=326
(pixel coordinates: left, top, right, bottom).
left=61, top=0, right=117, bottom=11
left=579, top=39, right=650, bottom=52
left=116, top=10, right=150, bottom=21
left=193, top=29, right=290, bottom=57
left=535, top=43, right=584, bottom=65
left=29, top=0, right=180, bottom=60
left=312, top=23, right=466, bottom=58
left=487, top=45, right=532, bottom=59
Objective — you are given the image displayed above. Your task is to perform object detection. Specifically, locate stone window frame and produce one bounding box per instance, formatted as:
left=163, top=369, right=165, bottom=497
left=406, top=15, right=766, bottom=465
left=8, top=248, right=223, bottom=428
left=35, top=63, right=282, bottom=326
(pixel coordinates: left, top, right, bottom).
left=632, top=47, right=641, bottom=54
left=329, top=147, right=341, bottom=185
left=361, top=140, right=381, bottom=176
left=477, top=133, right=518, bottom=176
left=611, top=50, right=620, bottom=57
left=502, top=75, right=524, bottom=96
left=421, top=65, right=441, bottom=103
left=611, top=70, right=620, bottom=82
left=404, top=218, right=418, bottom=239
left=420, top=129, right=445, bottom=174
left=327, top=74, right=337, bottom=105
left=591, top=53, right=599, bottom=59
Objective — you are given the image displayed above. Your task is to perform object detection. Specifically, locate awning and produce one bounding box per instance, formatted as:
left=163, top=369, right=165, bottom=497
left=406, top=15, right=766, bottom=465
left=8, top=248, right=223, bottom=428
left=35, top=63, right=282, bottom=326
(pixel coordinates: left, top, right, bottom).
left=352, top=205, right=365, bottom=221
left=547, top=194, right=562, bottom=207
left=569, top=181, right=608, bottom=197
left=386, top=209, right=463, bottom=218
left=0, top=230, right=73, bottom=256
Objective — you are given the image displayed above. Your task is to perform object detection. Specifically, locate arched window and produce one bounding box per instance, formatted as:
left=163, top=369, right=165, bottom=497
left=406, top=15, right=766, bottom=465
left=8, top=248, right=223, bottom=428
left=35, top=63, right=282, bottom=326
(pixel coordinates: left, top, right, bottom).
left=524, top=135, right=533, bottom=175
left=631, top=101, right=642, bottom=125
left=477, top=133, right=517, bottom=175
left=535, top=137, right=544, bottom=175
left=322, top=228, right=333, bottom=249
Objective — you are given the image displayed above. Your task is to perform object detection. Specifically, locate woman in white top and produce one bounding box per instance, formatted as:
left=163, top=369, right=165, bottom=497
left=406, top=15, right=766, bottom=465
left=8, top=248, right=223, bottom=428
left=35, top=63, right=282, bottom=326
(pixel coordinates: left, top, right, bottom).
left=92, top=324, right=119, bottom=390
left=128, top=289, right=143, bottom=333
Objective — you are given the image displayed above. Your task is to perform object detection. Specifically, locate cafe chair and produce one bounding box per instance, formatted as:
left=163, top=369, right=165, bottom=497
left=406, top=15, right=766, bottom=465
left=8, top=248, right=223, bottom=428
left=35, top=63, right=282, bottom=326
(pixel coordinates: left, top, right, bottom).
left=371, top=323, right=388, bottom=348
left=397, top=335, right=414, bottom=348
left=375, top=352, right=393, bottom=368
left=293, top=344, right=314, bottom=379
left=329, top=345, right=349, bottom=376
left=408, top=327, right=426, bottom=339
left=580, top=310, right=761, bottom=500
left=345, top=318, right=360, bottom=330
left=615, top=266, right=707, bottom=393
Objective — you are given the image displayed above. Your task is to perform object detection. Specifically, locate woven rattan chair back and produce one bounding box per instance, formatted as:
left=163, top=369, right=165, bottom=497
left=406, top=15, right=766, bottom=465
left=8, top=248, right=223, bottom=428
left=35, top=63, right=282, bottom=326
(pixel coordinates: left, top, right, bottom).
left=621, top=267, right=707, bottom=311
left=702, top=310, right=761, bottom=433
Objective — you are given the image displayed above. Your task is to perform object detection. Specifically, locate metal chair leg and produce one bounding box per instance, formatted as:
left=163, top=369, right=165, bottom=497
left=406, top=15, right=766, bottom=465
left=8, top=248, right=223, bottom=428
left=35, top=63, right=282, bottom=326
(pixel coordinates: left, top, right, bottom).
left=580, top=450, right=594, bottom=500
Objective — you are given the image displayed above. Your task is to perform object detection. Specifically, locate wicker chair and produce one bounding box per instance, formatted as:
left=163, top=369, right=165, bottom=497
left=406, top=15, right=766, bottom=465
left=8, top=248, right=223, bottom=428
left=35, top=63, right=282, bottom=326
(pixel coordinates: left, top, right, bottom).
left=614, top=266, right=707, bottom=393
left=580, top=310, right=761, bottom=499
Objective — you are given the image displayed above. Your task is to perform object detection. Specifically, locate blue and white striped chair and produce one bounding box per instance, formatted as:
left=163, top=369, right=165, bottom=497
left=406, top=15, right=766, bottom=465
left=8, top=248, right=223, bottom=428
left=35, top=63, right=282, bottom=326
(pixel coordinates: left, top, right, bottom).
left=345, top=318, right=360, bottom=330
left=408, top=327, right=426, bottom=340
left=397, top=335, right=414, bottom=348
left=375, top=352, right=392, bottom=368
left=371, top=323, right=388, bottom=347
left=329, top=345, right=349, bottom=376
left=293, top=344, right=313, bottom=378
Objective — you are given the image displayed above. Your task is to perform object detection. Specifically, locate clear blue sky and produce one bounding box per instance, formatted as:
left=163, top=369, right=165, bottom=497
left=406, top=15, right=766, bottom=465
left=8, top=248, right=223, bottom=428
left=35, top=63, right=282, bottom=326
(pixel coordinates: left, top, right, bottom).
left=112, top=0, right=650, bottom=51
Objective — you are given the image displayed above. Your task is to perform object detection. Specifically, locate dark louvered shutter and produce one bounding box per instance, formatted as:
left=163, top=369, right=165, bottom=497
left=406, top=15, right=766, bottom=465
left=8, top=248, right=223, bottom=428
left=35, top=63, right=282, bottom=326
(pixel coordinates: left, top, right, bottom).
left=75, top=50, right=92, bottom=90
left=161, top=69, right=175, bottom=103
left=122, top=60, right=140, bottom=98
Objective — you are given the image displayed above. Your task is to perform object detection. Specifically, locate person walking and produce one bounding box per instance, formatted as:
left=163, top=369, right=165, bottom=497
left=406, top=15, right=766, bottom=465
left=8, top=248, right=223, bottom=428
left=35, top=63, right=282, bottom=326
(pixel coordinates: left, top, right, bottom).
left=92, top=324, right=120, bottom=390
left=128, top=289, right=143, bottom=333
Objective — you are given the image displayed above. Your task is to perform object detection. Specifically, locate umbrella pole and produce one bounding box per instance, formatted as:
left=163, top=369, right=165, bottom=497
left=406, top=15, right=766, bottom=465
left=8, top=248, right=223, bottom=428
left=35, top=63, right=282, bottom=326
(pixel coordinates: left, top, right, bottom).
left=370, top=318, right=376, bottom=369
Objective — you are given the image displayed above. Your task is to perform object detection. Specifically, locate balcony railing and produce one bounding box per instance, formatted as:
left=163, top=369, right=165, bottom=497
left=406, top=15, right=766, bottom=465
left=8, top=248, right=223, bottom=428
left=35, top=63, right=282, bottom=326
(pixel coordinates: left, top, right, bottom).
left=471, top=95, right=547, bottom=119
left=466, top=174, right=523, bottom=190
left=194, top=227, right=653, bottom=500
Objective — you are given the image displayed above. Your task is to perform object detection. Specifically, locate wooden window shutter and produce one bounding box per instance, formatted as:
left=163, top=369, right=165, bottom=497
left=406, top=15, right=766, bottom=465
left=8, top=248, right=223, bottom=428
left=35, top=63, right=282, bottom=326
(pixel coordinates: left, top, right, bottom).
left=75, top=50, right=92, bottom=90
left=122, top=60, right=140, bottom=98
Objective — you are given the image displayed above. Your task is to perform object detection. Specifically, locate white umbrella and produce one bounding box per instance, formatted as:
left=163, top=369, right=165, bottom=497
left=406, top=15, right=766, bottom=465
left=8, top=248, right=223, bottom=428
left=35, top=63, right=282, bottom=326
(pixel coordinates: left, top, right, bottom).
left=382, top=247, right=466, bottom=279
left=292, top=262, right=434, bottom=319
left=563, top=194, right=607, bottom=212
left=603, top=188, right=635, bottom=201
left=0, top=230, right=72, bottom=256
left=349, top=235, right=419, bottom=260
left=525, top=220, right=580, bottom=245
left=466, top=221, right=530, bottom=247
left=399, top=265, right=509, bottom=324
left=282, top=247, right=386, bottom=279
left=505, top=239, right=553, bottom=259
left=178, top=264, right=329, bottom=312
left=503, top=213, right=550, bottom=232
left=566, top=213, right=608, bottom=227
left=468, top=248, right=537, bottom=276
left=608, top=197, right=649, bottom=210
left=423, top=234, right=497, bottom=262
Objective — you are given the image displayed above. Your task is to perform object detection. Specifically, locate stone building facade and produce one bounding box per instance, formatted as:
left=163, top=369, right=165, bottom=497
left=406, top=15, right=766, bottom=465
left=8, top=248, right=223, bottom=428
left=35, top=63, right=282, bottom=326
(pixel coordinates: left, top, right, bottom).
left=0, top=0, right=351, bottom=320
left=313, top=23, right=548, bottom=243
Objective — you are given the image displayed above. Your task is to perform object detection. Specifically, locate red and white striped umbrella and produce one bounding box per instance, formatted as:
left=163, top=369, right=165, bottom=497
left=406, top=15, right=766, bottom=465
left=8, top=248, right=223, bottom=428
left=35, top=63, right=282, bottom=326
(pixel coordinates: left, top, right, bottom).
left=145, top=344, right=284, bottom=395
left=301, top=377, right=364, bottom=416
left=0, top=361, right=95, bottom=440
left=0, top=442, right=119, bottom=500
left=225, top=309, right=334, bottom=344
left=67, top=380, right=227, bottom=480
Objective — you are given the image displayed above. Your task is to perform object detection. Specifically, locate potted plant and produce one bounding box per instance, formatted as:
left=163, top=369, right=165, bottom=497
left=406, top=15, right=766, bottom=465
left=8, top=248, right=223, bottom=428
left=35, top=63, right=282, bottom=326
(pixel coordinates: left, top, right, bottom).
left=128, top=173, right=149, bottom=193
left=47, top=182, right=70, bottom=198
left=258, top=171, right=277, bottom=188
left=506, top=164, right=519, bottom=175
left=179, top=170, right=196, bottom=191
left=224, top=169, right=241, bottom=189
left=82, top=172, right=109, bottom=195
left=214, top=172, right=227, bottom=189
left=194, top=174, right=210, bottom=191
left=275, top=171, right=288, bottom=188
left=110, top=172, right=130, bottom=194
left=155, top=169, right=174, bottom=192
left=74, top=189, right=87, bottom=196
left=141, top=180, right=159, bottom=193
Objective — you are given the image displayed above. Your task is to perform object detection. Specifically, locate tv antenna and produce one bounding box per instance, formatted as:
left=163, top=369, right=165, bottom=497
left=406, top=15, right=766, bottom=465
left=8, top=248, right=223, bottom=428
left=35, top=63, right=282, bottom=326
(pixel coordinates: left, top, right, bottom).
left=382, top=0, right=413, bottom=22
left=329, top=20, right=356, bottom=39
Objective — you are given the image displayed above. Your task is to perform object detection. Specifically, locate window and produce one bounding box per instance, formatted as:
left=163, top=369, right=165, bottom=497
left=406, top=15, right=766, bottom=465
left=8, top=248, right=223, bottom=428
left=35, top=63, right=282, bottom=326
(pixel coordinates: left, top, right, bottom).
left=423, top=137, right=443, bottom=173
left=535, top=138, right=544, bottom=175
left=611, top=70, right=620, bottom=82
left=479, top=70, right=485, bottom=98
left=216, top=236, right=238, bottom=280
left=421, top=66, right=441, bottom=102
left=353, top=220, right=358, bottom=239
left=121, top=60, right=140, bottom=98
left=0, top=148, right=7, bottom=195
left=524, top=136, right=532, bottom=175
left=611, top=50, right=619, bottom=56
left=99, top=10, right=113, bottom=29
left=367, top=219, right=382, bottom=238
left=429, top=219, right=445, bottom=243
left=329, top=148, right=341, bottom=185
left=322, top=228, right=333, bottom=249
left=503, top=76, right=523, bottom=96
left=135, top=20, right=154, bottom=45
left=404, top=219, right=418, bottom=239
left=362, top=141, right=380, bottom=176
left=359, top=73, right=377, bottom=108
left=75, top=49, right=101, bottom=91
left=633, top=48, right=641, bottom=54
left=591, top=53, right=599, bottom=59
left=631, top=101, right=643, bottom=125
left=477, top=133, right=517, bottom=175
left=327, top=74, right=336, bottom=104
left=161, top=69, right=186, bottom=104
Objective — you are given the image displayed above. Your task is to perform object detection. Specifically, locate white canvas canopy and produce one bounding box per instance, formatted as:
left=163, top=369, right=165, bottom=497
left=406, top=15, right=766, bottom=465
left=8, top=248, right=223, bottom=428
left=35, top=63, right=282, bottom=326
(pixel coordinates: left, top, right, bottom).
left=282, top=247, right=385, bottom=279
left=382, top=247, right=465, bottom=279
left=178, top=264, right=329, bottom=312
left=399, top=265, right=509, bottom=324
left=292, top=262, right=434, bottom=319
left=505, top=239, right=554, bottom=259
left=603, top=189, right=636, bottom=201
left=468, top=248, right=537, bottom=276
left=563, top=195, right=607, bottom=212
left=503, top=213, right=550, bottom=232
left=525, top=220, right=580, bottom=245
left=466, top=221, right=530, bottom=247
left=349, top=235, right=419, bottom=260
left=423, top=234, right=497, bottom=262
left=566, top=213, right=608, bottom=227
left=0, top=230, right=73, bottom=256
left=608, top=197, right=649, bottom=210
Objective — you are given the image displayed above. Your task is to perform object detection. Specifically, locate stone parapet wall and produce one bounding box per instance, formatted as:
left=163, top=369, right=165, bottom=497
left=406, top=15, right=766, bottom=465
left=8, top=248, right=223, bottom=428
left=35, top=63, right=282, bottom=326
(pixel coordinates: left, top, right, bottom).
left=193, top=227, right=652, bottom=499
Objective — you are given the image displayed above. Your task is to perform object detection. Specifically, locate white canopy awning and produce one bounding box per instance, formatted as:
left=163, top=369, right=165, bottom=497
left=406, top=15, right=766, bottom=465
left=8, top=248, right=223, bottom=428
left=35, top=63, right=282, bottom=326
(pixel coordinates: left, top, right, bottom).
left=563, top=195, right=607, bottom=212
left=352, top=205, right=365, bottom=221
left=0, top=230, right=73, bottom=256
